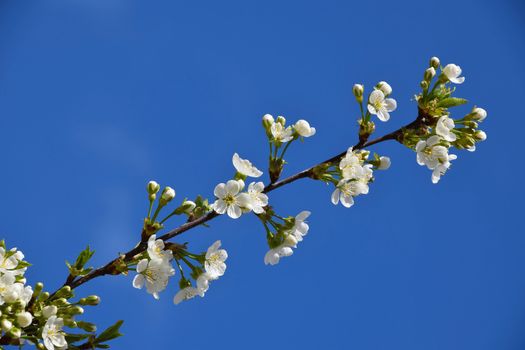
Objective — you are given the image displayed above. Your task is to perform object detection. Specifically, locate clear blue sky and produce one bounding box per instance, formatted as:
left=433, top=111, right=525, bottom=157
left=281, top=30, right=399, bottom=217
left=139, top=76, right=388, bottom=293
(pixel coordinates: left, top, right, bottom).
left=1, top=1, right=524, bottom=349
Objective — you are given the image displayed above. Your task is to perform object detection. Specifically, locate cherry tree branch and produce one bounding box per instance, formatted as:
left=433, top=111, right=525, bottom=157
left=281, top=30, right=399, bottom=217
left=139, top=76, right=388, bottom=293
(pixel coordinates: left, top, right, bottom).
left=59, top=114, right=424, bottom=293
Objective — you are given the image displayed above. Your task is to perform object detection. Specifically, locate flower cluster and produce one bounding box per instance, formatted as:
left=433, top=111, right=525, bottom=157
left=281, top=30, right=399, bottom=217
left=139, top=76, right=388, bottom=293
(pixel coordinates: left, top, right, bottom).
left=262, top=210, right=311, bottom=266
left=211, top=153, right=269, bottom=219
left=0, top=243, right=33, bottom=341
left=0, top=241, right=110, bottom=350
left=133, top=235, right=175, bottom=300
left=262, top=114, right=316, bottom=182
left=409, top=56, right=488, bottom=183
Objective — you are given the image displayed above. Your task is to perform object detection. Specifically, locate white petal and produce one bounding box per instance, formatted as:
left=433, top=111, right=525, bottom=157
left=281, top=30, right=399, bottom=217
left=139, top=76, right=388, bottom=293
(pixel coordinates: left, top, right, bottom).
left=227, top=205, right=242, bottom=219
left=213, top=183, right=226, bottom=198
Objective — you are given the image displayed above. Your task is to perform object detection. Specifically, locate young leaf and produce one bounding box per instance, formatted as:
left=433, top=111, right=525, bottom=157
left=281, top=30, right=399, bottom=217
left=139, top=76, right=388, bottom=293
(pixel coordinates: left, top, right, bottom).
left=95, top=320, right=124, bottom=344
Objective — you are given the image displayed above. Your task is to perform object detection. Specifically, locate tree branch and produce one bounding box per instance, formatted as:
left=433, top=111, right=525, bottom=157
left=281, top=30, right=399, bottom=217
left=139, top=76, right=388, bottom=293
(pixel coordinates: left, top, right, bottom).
left=58, top=115, right=423, bottom=293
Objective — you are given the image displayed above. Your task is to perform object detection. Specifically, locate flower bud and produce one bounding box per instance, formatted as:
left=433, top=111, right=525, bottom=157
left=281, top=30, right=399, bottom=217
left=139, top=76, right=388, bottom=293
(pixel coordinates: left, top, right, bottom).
left=39, top=292, right=50, bottom=301
left=37, top=343, right=46, bottom=350
left=34, top=282, right=44, bottom=296
left=378, top=156, right=391, bottom=170
left=430, top=56, right=440, bottom=69
left=16, top=311, right=33, bottom=328
left=42, top=305, right=58, bottom=318
left=147, top=181, right=160, bottom=195
left=161, top=187, right=176, bottom=203
left=262, top=114, right=274, bottom=128
left=424, top=67, right=436, bottom=81
left=276, top=116, right=286, bottom=126
left=294, top=119, right=316, bottom=137
left=475, top=130, right=487, bottom=141
left=55, top=298, right=69, bottom=307
left=471, top=107, right=487, bottom=121
left=69, top=306, right=84, bottom=315
left=85, top=295, right=100, bottom=305
left=376, top=81, right=392, bottom=96
left=180, top=200, right=196, bottom=214
left=352, top=84, right=364, bottom=102
left=1, top=319, right=13, bottom=332
left=420, top=80, right=428, bottom=90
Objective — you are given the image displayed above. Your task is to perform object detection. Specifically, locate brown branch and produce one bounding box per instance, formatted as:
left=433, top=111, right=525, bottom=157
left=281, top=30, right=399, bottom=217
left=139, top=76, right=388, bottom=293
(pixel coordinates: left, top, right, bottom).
left=57, top=115, right=424, bottom=293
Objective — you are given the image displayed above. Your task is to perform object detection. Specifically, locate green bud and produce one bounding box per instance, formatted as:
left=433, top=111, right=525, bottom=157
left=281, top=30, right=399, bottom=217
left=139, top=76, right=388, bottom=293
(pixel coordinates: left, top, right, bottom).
left=430, top=56, right=440, bottom=69
left=55, top=298, right=70, bottom=307
left=34, top=282, right=44, bottom=296
left=39, top=292, right=50, bottom=301
left=85, top=295, right=101, bottom=306
left=63, top=318, right=77, bottom=328
left=262, top=114, right=274, bottom=129
left=68, top=306, right=84, bottom=315
left=420, top=80, right=428, bottom=90
left=8, top=327, right=21, bottom=339
left=37, top=343, right=46, bottom=350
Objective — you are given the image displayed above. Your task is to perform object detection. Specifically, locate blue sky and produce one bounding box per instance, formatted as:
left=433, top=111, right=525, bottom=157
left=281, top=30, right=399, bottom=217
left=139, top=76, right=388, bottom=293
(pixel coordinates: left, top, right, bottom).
left=1, top=0, right=524, bottom=349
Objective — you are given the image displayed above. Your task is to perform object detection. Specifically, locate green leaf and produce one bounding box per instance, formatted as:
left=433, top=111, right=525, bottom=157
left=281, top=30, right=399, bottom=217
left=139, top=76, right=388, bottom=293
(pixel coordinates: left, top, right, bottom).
left=95, top=320, right=124, bottom=344
left=437, top=97, right=467, bottom=108
left=75, top=246, right=95, bottom=269
left=65, top=333, right=92, bottom=343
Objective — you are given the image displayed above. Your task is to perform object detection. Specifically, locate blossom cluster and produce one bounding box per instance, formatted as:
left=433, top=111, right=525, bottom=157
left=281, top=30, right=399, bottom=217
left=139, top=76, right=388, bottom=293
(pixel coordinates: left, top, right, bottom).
left=331, top=148, right=389, bottom=208
left=132, top=230, right=229, bottom=306
left=411, top=57, right=488, bottom=183
left=0, top=241, right=107, bottom=350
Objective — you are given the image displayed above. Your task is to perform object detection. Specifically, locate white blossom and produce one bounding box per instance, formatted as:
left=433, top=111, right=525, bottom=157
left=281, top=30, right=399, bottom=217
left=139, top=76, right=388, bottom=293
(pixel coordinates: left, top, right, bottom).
left=246, top=182, right=268, bottom=214
left=211, top=180, right=251, bottom=219
left=173, top=286, right=201, bottom=305
left=353, top=84, right=364, bottom=97
left=331, top=180, right=369, bottom=208
left=204, top=240, right=228, bottom=279
left=196, top=273, right=213, bottom=294
left=133, top=258, right=175, bottom=299
left=290, top=211, right=310, bottom=242
left=436, top=115, right=457, bottom=142
left=0, top=247, right=26, bottom=276
left=147, top=235, right=173, bottom=262
left=264, top=244, right=293, bottom=266
left=294, top=119, right=316, bottom=137
left=442, top=63, right=465, bottom=84
left=4, top=283, right=33, bottom=306
left=42, top=316, right=67, bottom=350
left=415, top=135, right=457, bottom=184
left=232, top=153, right=263, bottom=178
left=270, top=122, right=294, bottom=143
left=0, top=273, right=15, bottom=305
left=339, top=148, right=365, bottom=180
left=367, top=89, right=397, bottom=122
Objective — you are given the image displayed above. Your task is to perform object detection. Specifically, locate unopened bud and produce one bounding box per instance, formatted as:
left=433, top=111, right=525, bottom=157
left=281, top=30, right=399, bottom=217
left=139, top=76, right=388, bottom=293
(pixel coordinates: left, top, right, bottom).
left=424, top=67, right=436, bottom=81
left=475, top=130, right=487, bottom=141
left=420, top=80, right=428, bottom=90
left=34, top=282, right=44, bottom=296
left=147, top=181, right=160, bottom=195
left=55, top=298, right=69, bottom=307
left=352, top=84, right=364, bottom=102
left=262, top=114, right=274, bottom=128
left=85, top=295, right=100, bottom=305
left=276, top=116, right=286, bottom=126
left=471, top=107, right=487, bottom=121
left=430, top=56, right=440, bottom=69
left=161, top=187, right=176, bottom=203
left=42, top=305, right=57, bottom=319
left=37, top=343, right=46, bottom=350
left=284, top=234, right=298, bottom=248
left=69, top=306, right=84, bottom=315
left=378, top=156, right=391, bottom=170
left=16, top=311, right=33, bottom=328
